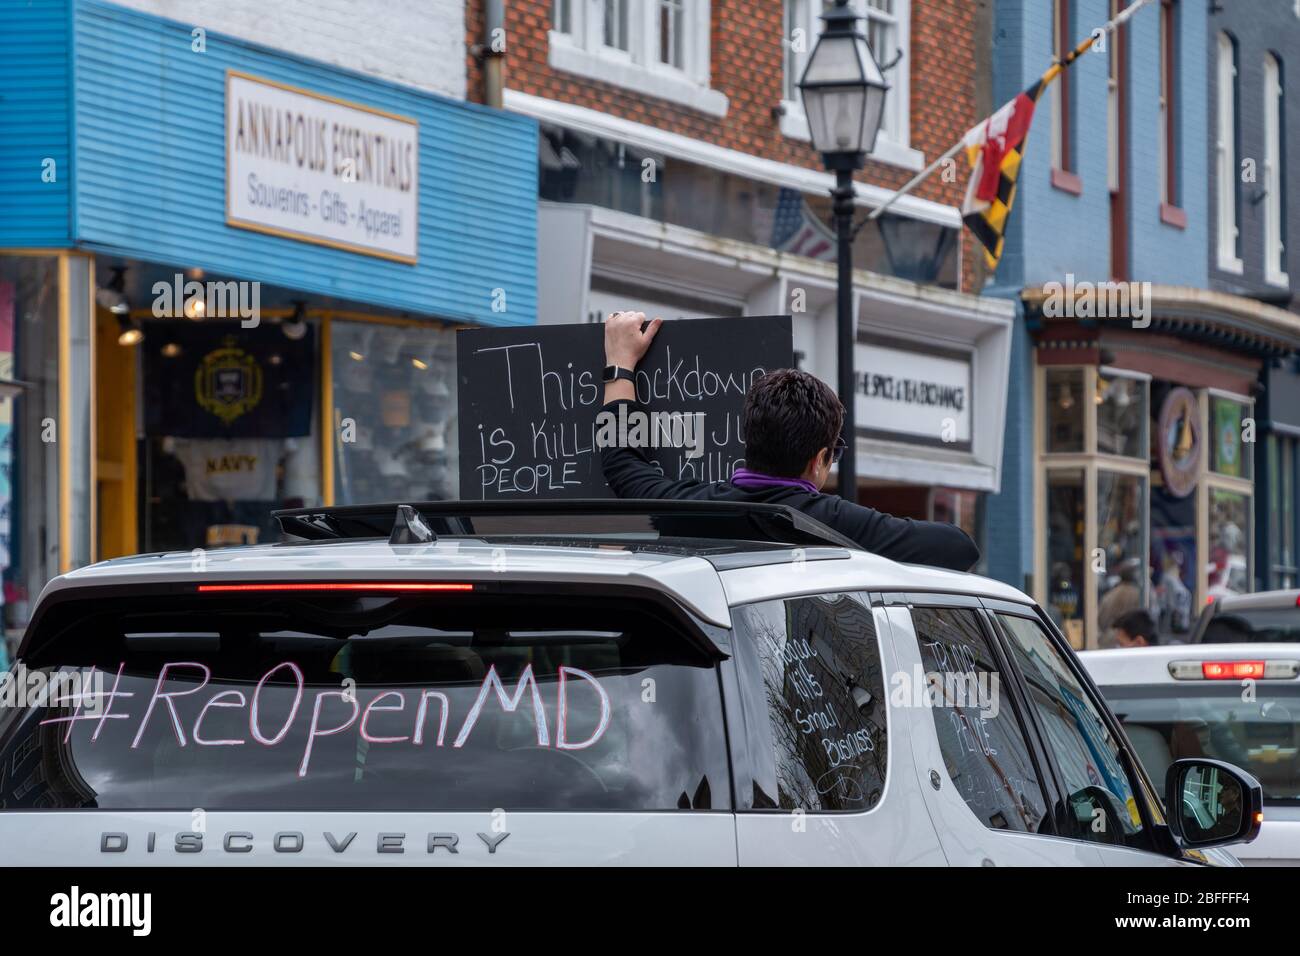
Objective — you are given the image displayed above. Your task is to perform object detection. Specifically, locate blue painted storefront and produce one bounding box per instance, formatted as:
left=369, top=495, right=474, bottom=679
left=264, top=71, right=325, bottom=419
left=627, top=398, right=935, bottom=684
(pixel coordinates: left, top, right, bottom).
left=983, top=0, right=1211, bottom=593
left=0, top=0, right=538, bottom=326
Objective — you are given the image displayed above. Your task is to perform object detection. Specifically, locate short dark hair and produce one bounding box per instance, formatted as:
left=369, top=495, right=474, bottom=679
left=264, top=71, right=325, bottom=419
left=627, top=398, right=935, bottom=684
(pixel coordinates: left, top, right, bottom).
left=741, top=369, right=843, bottom=477
left=1114, top=608, right=1158, bottom=644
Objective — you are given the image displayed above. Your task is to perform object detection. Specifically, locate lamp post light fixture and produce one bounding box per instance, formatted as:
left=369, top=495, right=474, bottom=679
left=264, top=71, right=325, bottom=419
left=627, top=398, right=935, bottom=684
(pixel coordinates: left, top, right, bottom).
left=798, top=0, right=890, bottom=500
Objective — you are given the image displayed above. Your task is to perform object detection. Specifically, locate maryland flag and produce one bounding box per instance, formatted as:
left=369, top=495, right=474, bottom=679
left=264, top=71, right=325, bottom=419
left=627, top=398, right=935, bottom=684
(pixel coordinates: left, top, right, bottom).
left=961, top=79, right=1048, bottom=272
left=959, top=0, right=1151, bottom=271
left=961, top=50, right=1083, bottom=272
left=877, top=0, right=1153, bottom=273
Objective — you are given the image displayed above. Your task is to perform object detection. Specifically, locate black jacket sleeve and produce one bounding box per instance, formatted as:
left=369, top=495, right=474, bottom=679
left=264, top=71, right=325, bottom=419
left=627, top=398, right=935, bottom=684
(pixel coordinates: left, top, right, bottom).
left=820, top=495, right=981, bottom=571
left=601, top=442, right=710, bottom=500
left=599, top=398, right=711, bottom=500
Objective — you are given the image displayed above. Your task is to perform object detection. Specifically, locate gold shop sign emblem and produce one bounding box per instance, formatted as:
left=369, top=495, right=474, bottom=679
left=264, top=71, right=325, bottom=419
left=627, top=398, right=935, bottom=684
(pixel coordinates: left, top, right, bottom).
left=195, top=337, right=264, bottom=425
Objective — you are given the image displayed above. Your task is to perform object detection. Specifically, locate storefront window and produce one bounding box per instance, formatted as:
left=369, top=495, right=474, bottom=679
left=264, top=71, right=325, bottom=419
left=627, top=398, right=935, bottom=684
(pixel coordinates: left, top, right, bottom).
left=1208, top=488, right=1251, bottom=599
left=331, top=320, right=457, bottom=503
left=1046, top=469, right=1085, bottom=647
left=139, top=317, right=322, bottom=553
left=1045, top=367, right=1084, bottom=453
left=1150, top=482, right=1197, bottom=642
left=1096, top=371, right=1148, bottom=459
left=1209, top=396, right=1251, bottom=479
left=0, top=256, right=60, bottom=633
left=1267, top=435, right=1297, bottom=589
left=1096, top=471, right=1147, bottom=643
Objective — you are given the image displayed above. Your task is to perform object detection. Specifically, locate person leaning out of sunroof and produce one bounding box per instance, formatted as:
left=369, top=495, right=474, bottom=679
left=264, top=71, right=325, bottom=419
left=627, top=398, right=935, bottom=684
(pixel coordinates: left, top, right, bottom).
left=598, top=310, right=980, bottom=572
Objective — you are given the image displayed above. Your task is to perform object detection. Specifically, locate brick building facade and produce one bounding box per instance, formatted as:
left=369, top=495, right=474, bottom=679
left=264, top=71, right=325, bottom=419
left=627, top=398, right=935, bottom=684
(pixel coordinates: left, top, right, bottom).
left=467, top=0, right=979, bottom=212
left=465, top=0, right=1015, bottom=547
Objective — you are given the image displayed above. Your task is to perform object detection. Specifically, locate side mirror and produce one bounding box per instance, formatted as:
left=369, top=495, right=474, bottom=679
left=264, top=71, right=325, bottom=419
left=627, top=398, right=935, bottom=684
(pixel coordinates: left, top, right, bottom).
left=1164, top=758, right=1263, bottom=850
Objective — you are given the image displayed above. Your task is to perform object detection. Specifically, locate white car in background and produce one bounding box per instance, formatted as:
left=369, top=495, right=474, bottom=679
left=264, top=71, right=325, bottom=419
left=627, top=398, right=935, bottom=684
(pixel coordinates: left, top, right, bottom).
left=1190, top=589, right=1300, bottom=644
left=0, top=500, right=1259, bottom=867
left=1082, top=643, right=1299, bottom=865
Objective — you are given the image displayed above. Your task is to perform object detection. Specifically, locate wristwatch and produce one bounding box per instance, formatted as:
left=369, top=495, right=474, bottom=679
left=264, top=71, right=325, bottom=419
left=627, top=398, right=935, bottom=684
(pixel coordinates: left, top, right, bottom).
left=602, top=365, right=635, bottom=384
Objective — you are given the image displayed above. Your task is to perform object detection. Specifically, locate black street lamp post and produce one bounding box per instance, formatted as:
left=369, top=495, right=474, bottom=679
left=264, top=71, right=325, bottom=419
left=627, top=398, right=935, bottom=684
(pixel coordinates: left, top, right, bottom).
left=798, top=0, right=890, bottom=500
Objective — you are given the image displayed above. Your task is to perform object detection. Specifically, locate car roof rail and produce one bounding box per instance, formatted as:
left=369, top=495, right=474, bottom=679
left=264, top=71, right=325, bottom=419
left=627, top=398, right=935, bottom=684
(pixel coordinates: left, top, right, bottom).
left=272, top=499, right=862, bottom=552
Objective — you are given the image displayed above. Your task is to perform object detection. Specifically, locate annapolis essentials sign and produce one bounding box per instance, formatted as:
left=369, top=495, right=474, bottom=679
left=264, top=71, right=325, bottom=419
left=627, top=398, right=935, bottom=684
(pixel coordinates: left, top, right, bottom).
left=225, top=71, right=419, bottom=263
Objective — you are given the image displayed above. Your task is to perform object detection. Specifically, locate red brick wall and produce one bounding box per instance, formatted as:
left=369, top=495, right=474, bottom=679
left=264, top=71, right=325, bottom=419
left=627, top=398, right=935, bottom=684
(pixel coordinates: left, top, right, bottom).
left=468, top=0, right=980, bottom=282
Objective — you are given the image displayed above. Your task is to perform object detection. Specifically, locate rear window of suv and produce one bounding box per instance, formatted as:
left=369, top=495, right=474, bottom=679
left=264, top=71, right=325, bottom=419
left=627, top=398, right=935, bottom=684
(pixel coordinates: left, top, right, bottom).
left=0, top=590, right=730, bottom=812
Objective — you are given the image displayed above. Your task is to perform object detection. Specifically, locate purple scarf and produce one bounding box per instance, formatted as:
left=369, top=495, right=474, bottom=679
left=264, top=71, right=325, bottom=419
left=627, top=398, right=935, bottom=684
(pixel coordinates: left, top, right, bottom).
left=730, top=467, right=819, bottom=496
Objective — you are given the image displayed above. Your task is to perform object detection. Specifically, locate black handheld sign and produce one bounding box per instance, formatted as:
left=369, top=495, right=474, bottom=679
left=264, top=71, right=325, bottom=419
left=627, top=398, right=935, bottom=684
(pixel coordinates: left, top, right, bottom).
left=456, top=316, right=793, bottom=499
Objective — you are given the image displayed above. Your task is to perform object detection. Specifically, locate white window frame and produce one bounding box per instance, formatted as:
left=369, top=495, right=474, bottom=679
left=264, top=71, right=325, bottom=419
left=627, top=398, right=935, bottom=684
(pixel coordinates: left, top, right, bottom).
left=553, top=0, right=575, bottom=35
left=1050, top=0, right=1065, bottom=173
left=1264, top=53, right=1289, bottom=287
left=778, top=0, right=923, bottom=172
left=1216, top=31, right=1244, bottom=274
left=1158, top=0, right=1170, bottom=206
left=547, top=0, right=728, bottom=117
left=1107, top=0, right=1119, bottom=193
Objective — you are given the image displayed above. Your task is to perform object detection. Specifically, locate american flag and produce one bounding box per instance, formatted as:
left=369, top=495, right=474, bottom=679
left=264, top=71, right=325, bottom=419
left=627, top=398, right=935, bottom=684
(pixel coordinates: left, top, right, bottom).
left=770, top=188, right=835, bottom=261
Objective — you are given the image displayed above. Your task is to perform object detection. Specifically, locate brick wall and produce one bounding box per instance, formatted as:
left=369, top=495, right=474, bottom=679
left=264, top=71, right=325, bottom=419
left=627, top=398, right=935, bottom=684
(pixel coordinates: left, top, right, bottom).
left=467, top=0, right=979, bottom=212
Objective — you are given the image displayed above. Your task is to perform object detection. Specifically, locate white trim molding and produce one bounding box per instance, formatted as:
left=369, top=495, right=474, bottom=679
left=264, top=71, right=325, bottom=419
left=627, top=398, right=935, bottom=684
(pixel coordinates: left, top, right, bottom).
left=1216, top=31, right=1244, bottom=274
left=507, top=90, right=961, bottom=227
left=1264, top=52, right=1289, bottom=288
left=778, top=101, right=925, bottom=171
left=546, top=0, right=728, bottom=117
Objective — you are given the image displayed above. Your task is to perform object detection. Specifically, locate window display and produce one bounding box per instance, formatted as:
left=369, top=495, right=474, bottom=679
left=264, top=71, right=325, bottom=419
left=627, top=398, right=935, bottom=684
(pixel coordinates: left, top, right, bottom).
left=1210, top=396, right=1249, bottom=478
left=1046, top=469, right=1085, bottom=646
left=1208, top=488, right=1250, bottom=600
left=1046, top=367, right=1084, bottom=453
left=0, top=257, right=61, bottom=633
left=331, top=320, right=458, bottom=503
left=138, top=317, right=320, bottom=553
left=1096, top=371, right=1147, bottom=459
left=1096, top=471, right=1147, bottom=644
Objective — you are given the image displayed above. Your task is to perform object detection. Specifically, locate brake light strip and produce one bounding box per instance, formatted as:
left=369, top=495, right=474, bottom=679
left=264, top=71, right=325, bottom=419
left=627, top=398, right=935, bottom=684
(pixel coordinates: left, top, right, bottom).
left=196, top=583, right=474, bottom=593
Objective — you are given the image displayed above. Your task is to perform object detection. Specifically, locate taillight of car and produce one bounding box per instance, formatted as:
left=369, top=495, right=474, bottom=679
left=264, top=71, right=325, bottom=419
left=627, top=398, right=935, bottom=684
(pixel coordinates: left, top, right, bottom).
left=196, top=582, right=475, bottom=593
left=1169, top=659, right=1300, bottom=680
left=1202, top=661, right=1265, bottom=680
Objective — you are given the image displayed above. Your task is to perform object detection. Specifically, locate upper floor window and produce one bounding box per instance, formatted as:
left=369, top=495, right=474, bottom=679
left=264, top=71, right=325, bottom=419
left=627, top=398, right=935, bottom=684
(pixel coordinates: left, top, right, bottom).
left=1158, top=0, right=1184, bottom=224
left=604, top=0, right=631, bottom=52
left=1216, top=31, right=1243, bottom=273
left=780, top=0, right=920, bottom=170
left=658, top=0, right=687, bottom=68
left=554, top=0, right=573, bottom=34
left=1050, top=0, right=1080, bottom=192
left=549, top=0, right=726, bottom=116
left=1264, top=53, right=1289, bottom=286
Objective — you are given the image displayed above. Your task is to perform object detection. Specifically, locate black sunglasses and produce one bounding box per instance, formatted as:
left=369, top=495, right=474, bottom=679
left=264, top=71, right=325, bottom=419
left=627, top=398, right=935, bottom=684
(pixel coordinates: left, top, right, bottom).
left=831, top=436, right=847, bottom=465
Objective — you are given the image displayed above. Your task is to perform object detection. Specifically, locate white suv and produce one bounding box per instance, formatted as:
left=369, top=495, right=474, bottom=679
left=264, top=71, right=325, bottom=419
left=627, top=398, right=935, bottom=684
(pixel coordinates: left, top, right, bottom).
left=0, top=501, right=1259, bottom=866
